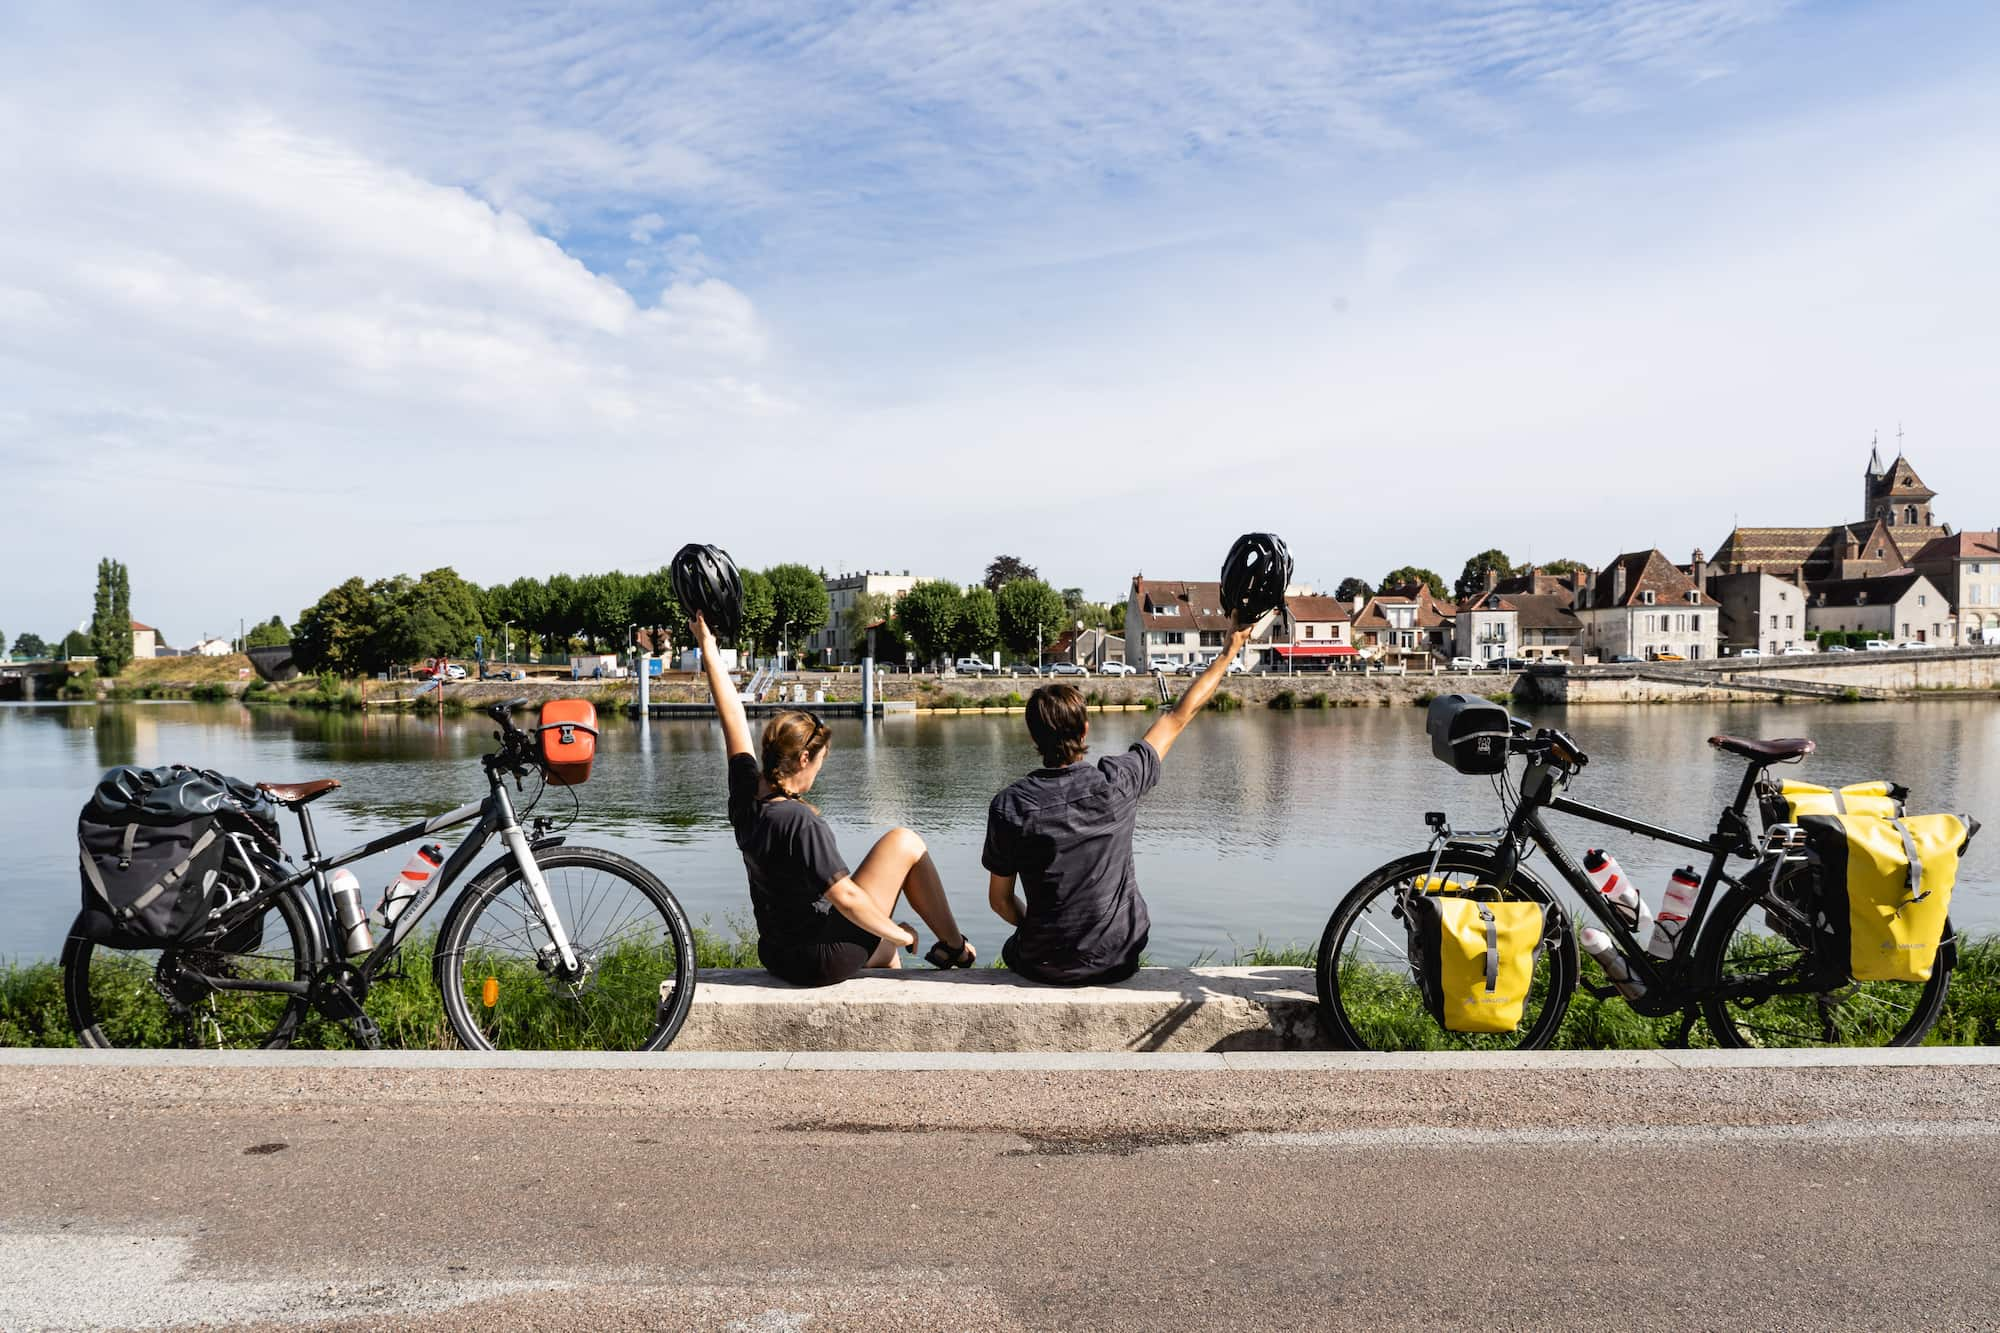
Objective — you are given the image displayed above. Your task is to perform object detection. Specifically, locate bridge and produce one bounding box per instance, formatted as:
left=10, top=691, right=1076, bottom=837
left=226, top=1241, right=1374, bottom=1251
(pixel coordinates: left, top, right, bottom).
left=0, top=659, right=78, bottom=701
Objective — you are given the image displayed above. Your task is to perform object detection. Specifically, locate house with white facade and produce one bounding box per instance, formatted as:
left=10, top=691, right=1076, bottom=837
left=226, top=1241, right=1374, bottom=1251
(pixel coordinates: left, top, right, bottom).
left=1573, top=550, right=1720, bottom=661
left=1911, top=530, right=2000, bottom=645
left=1453, top=593, right=1519, bottom=664
left=1268, top=594, right=1355, bottom=670
left=1805, top=572, right=1954, bottom=645
left=1704, top=571, right=1808, bottom=656
left=815, top=570, right=926, bottom=666
left=1350, top=583, right=1455, bottom=664
left=1125, top=577, right=1265, bottom=670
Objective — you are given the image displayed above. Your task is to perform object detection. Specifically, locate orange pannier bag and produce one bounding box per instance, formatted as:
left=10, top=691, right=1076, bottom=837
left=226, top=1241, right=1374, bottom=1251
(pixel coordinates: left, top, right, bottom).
left=537, top=700, right=599, bottom=786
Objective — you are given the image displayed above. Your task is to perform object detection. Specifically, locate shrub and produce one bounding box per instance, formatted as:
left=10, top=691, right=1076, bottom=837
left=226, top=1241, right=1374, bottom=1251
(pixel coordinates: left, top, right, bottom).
left=1268, top=689, right=1297, bottom=710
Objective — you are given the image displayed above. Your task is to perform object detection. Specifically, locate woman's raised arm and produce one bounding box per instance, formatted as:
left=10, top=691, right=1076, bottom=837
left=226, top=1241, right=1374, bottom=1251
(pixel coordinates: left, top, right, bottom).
left=693, top=612, right=754, bottom=760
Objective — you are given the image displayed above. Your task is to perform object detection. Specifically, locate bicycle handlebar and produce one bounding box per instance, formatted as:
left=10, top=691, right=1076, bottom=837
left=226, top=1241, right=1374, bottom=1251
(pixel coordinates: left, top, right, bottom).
left=1508, top=720, right=1589, bottom=772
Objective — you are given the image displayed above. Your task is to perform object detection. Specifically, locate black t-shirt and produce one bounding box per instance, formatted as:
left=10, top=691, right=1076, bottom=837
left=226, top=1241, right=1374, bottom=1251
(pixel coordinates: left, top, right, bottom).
left=727, top=753, right=852, bottom=948
left=982, top=741, right=1161, bottom=983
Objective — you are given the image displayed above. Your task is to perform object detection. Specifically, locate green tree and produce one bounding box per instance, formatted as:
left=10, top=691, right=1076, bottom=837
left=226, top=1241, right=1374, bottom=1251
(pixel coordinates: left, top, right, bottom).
left=983, top=555, right=1039, bottom=591
left=292, top=577, right=377, bottom=675
left=539, top=573, right=580, bottom=658
left=89, top=557, right=134, bottom=676
left=1538, top=558, right=1586, bottom=576
left=573, top=571, right=636, bottom=651
left=893, top=580, right=962, bottom=667
left=955, top=586, right=1001, bottom=658
left=496, top=576, right=549, bottom=661
left=1334, top=576, right=1374, bottom=603
left=631, top=566, right=683, bottom=660
left=738, top=569, right=777, bottom=654
left=60, top=628, right=92, bottom=659
left=1380, top=566, right=1449, bottom=601
left=12, top=632, right=47, bottom=659
left=997, top=578, right=1066, bottom=658
left=843, top=590, right=894, bottom=655
left=372, top=567, right=486, bottom=668
left=765, top=563, right=830, bottom=656
left=1454, top=549, right=1518, bottom=602
left=244, top=615, right=291, bottom=649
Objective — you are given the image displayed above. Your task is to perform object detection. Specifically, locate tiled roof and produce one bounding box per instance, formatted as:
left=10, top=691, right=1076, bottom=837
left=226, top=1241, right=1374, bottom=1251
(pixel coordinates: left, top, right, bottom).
left=1808, top=573, right=1931, bottom=609
left=1493, top=570, right=1582, bottom=602
left=1352, top=584, right=1454, bottom=630
left=1910, top=530, right=2000, bottom=564
left=1454, top=593, right=1518, bottom=614
left=1284, top=594, right=1350, bottom=623
left=1710, top=521, right=1908, bottom=578
left=1509, top=594, right=1582, bottom=632
left=1870, top=454, right=1936, bottom=499
left=1586, top=550, right=1718, bottom=609
left=1130, top=579, right=1237, bottom=632
left=130, top=620, right=156, bottom=633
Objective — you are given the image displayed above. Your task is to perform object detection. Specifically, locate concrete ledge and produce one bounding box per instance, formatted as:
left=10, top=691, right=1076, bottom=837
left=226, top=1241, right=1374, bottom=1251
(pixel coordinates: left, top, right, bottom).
left=676, top=966, right=1324, bottom=1052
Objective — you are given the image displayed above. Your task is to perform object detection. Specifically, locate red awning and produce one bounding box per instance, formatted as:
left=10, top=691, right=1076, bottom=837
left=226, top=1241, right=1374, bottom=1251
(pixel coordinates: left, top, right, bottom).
left=1271, top=644, right=1358, bottom=657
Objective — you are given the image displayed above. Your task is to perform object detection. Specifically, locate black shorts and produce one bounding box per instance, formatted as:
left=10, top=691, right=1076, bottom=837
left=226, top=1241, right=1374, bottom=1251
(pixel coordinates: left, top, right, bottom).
left=1001, top=933, right=1143, bottom=987
left=759, top=911, right=886, bottom=988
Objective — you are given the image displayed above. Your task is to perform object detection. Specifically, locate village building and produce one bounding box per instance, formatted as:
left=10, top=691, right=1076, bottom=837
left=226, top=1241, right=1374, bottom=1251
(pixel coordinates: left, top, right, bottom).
left=1702, top=568, right=1808, bottom=656
left=1805, top=573, right=1955, bottom=645
left=1909, top=530, right=2000, bottom=646
left=1125, top=578, right=1239, bottom=671
left=1268, top=593, right=1355, bottom=670
left=1511, top=594, right=1582, bottom=660
left=1350, top=583, right=1455, bottom=665
left=1453, top=592, right=1519, bottom=664
left=1493, top=566, right=1591, bottom=608
left=815, top=570, right=926, bottom=667
left=130, top=620, right=159, bottom=661
left=1049, top=625, right=1127, bottom=671
left=1708, top=443, right=1945, bottom=584
left=1573, top=550, right=1721, bottom=661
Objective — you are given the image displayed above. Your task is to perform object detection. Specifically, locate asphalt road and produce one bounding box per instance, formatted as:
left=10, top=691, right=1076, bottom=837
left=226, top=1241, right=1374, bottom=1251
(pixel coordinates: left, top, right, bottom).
left=4, top=1061, right=1998, bottom=1331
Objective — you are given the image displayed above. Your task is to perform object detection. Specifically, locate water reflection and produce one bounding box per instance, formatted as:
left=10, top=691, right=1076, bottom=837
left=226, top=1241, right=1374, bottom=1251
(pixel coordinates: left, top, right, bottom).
left=2, top=698, right=1994, bottom=963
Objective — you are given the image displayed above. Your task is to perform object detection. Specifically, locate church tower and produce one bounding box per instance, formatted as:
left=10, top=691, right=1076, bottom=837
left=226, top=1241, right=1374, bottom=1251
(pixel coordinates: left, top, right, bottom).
left=1863, top=434, right=1939, bottom=533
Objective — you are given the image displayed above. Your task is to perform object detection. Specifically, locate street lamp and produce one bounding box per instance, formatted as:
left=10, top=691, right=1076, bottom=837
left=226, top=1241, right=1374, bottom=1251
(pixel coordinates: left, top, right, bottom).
left=1075, top=618, right=1085, bottom=669
left=502, top=620, right=513, bottom=669
left=781, top=620, right=796, bottom=675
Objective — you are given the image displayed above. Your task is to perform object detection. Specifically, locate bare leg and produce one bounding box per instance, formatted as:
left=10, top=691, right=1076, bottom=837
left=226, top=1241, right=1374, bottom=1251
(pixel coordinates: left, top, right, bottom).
left=850, top=827, right=974, bottom=961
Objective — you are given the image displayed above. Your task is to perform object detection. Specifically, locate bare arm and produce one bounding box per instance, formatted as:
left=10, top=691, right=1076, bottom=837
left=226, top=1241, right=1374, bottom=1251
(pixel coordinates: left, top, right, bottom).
left=1142, top=618, right=1262, bottom=761
left=825, top=877, right=918, bottom=947
left=988, top=872, right=1026, bottom=927
left=693, top=613, right=754, bottom=760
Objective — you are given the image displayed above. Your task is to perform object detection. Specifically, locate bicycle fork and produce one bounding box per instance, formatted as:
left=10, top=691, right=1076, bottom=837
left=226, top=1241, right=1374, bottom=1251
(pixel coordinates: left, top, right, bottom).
left=495, top=788, right=580, bottom=976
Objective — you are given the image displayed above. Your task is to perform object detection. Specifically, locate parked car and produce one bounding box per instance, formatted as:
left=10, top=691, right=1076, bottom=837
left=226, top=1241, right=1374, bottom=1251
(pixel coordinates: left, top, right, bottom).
left=1610, top=654, right=1641, bottom=664
left=1099, top=660, right=1137, bottom=677
left=1176, top=658, right=1209, bottom=676
left=1047, top=661, right=1090, bottom=677
left=1007, top=663, right=1045, bottom=677
left=1735, top=648, right=1763, bottom=659
left=1653, top=652, right=1686, bottom=662
left=954, top=656, right=1000, bottom=675
left=1780, top=645, right=1815, bottom=656
left=1864, top=640, right=1897, bottom=652
left=1147, top=657, right=1178, bottom=672
left=1497, top=657, right=1533, bottom=671
left=1824, top=644, right=1855, bottom=654
left=1448, top=656, right=1477, bottom=671
left=444, top=663, right=469, bottom=680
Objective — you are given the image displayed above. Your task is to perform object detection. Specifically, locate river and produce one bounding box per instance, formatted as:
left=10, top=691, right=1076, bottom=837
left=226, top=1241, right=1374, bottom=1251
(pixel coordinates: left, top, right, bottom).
left=3, top=699, right=1995, bottom=963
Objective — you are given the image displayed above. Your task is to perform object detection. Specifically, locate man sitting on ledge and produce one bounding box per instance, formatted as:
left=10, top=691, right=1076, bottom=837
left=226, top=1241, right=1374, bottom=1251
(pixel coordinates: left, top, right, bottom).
left=983, top=618, right=1262, bottom=985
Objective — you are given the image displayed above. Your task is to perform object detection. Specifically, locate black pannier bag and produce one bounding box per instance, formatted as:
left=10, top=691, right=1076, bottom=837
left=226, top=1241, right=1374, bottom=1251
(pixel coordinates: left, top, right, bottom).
left=1426, top=694, right=1513, bottom=776
left=76, top=765, right=281, bottom=949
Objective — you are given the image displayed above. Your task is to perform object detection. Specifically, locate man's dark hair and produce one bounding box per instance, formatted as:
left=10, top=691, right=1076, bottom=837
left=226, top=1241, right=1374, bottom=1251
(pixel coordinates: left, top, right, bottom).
left=1025, top=683, right=1089, bottom=768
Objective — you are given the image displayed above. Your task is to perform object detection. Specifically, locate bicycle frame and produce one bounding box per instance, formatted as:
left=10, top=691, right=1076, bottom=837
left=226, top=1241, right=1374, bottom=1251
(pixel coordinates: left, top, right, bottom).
left=1456, top=748, right=1768, bottom=1018
left=200, top=756, right=579, bottom=1002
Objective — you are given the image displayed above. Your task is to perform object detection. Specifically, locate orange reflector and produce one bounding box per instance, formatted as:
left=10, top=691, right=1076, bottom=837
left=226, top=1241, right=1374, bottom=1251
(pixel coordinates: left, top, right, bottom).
left=481, top=977, right=499, bottom=1008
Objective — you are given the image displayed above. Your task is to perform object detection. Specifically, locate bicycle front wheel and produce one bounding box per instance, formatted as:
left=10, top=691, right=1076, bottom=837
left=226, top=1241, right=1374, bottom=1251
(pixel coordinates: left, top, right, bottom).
left=1698, top=885, right=1951, bottom=1048
left=1315, top=850, right=1577, bottom=1051
left=435, top=846, right=697, bottom=1051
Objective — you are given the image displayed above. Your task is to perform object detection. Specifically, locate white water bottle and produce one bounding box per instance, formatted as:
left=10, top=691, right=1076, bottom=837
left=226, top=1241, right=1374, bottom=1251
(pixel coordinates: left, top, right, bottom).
left=1579, top=927, right=1646, bottom=999
left=328, top=868, right=374, bottom=955
left=1583, top=848, right=1655, bottom=947
left=1648, top=867, right=1702, bottom=961
left=378, top=844, right=444, bottom=928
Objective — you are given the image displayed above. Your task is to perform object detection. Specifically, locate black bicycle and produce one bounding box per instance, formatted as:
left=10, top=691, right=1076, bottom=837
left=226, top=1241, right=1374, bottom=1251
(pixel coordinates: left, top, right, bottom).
left=63, top=700, right=698, bottom=1051
left=1316, top=717, right=1953, bottom=1050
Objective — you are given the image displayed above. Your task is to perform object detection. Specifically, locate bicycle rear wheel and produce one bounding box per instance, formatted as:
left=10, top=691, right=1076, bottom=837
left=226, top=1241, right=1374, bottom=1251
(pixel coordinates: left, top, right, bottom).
left=63, top=889, right=316, bottom=1049
left=1315, top=850, right=1577, bottom=1051
left=1698, top=885, right=1950, bottom=1047
left=435, top=845, right=697, bottom=1051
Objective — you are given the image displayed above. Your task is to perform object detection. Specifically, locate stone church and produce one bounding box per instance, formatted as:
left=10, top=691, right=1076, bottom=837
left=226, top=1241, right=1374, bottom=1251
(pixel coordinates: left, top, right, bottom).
left=1708, top=440, right=1944, bottom=584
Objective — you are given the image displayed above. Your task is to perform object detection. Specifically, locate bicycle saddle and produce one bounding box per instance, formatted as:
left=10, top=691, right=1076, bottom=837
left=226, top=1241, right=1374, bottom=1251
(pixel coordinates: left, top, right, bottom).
left=257, top=778, right=342, bottom=807
left=1708, top=735, right=1814, bottom=764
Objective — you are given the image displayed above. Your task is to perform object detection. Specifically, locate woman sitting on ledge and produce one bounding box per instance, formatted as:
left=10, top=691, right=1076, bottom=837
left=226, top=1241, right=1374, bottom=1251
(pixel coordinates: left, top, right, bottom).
left=692, top=612, right=977, bottom=987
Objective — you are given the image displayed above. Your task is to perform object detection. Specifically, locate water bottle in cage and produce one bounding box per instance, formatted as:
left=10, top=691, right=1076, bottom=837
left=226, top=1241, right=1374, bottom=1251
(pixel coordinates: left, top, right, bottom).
left=328, top=868, right=374, bottom=956
left=378, top=844, right=444, bottom=928
left=1583, top=848, right=1655, bottom=947
left=1647, top=867, right=1702, bottom=960
left=1579, top=927, right=1646, bottom=999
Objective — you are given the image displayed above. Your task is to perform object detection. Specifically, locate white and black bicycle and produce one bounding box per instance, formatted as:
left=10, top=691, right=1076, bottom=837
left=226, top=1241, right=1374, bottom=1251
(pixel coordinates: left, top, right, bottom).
left=63, top=699, right=697, bottom=1051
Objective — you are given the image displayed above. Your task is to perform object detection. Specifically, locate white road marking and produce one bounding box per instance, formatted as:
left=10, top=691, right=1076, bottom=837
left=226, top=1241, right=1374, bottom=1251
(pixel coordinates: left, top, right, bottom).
left=1219, top=1118, right=2000, bottom=1152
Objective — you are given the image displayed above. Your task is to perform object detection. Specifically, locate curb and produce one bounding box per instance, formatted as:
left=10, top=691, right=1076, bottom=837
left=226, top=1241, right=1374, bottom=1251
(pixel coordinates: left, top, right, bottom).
left=4, top=1047, right=1999, bottom=1072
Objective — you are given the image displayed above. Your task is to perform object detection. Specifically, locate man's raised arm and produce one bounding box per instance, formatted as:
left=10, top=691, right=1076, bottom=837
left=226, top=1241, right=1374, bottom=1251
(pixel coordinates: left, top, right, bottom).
left=1142, top=617, right=1264, bottom=761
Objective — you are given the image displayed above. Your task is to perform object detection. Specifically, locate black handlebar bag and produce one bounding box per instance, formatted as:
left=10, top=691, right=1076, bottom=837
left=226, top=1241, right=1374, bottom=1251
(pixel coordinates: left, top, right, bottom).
left=75, top=765, right=276, bottom=949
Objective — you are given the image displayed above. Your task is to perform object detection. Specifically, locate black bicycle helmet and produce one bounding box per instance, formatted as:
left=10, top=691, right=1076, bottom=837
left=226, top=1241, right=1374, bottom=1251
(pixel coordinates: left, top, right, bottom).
left=1218, top=532, right=1293, bottom=628
left=671, top=542, right=745, bottom=641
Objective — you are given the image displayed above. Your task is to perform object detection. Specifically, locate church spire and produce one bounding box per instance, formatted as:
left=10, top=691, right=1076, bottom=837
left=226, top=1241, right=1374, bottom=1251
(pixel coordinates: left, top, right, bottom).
left=1867, top=429, right=1882, bottom=476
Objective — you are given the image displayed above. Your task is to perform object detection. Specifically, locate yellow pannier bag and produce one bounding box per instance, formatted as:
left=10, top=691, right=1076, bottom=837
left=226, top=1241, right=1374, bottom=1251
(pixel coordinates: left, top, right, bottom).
left=1402, top=886, right=1545, bottom=1033
left=1801, top=813, right=1975, bottom=983
left=1775, top=779, right=1906, bottom=822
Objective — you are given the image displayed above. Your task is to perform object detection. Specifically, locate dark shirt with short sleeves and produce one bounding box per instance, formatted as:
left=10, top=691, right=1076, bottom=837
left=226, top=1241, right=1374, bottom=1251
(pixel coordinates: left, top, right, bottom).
left=727, top=753, right=852, bottom=949
left=982, top=740, right=1161, bottom=984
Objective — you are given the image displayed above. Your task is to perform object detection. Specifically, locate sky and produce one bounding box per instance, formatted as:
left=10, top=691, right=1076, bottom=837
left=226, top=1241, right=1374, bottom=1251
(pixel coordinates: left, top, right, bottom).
left=2, top=0, right=1996, bottom=644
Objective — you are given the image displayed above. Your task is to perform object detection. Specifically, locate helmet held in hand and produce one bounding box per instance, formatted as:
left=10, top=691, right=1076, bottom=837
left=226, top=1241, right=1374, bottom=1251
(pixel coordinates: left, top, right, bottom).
left=671, top=543, right=745, bottom=641
left=1219, top=532, right=1292, bottom=628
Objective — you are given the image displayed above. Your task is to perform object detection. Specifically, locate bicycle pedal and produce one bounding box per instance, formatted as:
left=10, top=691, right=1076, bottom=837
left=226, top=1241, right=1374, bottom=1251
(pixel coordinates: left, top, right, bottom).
left=347, top=1012, right=383, bottom=1050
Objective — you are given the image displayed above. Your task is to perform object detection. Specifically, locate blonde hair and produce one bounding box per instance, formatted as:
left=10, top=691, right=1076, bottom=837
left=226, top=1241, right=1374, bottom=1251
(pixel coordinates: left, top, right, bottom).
left=761, top=710, right=829, bottom=796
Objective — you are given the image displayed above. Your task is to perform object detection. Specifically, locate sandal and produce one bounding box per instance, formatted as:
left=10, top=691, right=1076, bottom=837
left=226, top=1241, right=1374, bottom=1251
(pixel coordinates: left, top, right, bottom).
left=925, top=936, right=977, bottom=970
